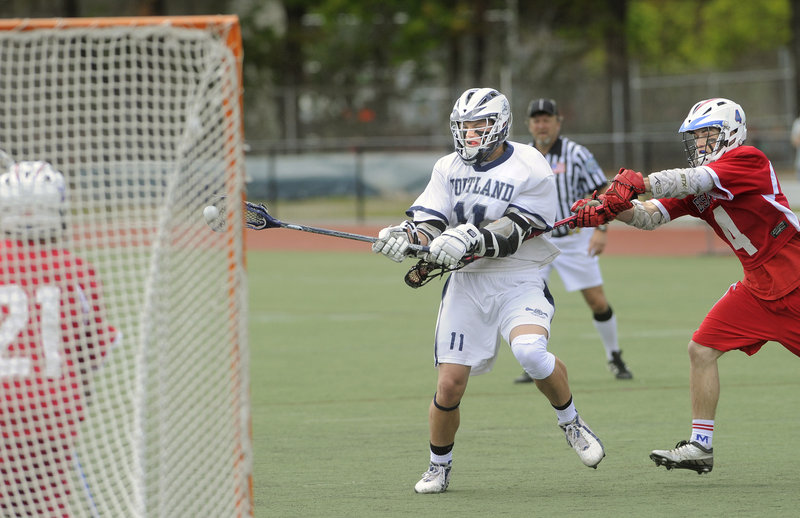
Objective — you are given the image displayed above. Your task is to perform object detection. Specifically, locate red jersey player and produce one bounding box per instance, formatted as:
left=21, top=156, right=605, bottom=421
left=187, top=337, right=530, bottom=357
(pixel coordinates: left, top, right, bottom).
left=0, top=160, right=117, bottom=517
left=572, top=98, right=800, bottom=474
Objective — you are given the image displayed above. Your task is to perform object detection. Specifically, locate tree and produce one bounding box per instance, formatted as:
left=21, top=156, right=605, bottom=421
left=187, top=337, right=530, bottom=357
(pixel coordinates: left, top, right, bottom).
left=628, top=0, right=791, bottom=73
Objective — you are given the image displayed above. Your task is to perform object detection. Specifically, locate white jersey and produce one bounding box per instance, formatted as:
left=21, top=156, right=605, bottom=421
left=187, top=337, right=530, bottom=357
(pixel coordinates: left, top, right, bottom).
left=407, top=141, right=560, bottom=272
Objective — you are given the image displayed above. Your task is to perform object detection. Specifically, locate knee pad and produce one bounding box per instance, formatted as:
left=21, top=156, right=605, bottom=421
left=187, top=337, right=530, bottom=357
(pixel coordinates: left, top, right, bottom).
left=510, top=334, right=555, bottom=380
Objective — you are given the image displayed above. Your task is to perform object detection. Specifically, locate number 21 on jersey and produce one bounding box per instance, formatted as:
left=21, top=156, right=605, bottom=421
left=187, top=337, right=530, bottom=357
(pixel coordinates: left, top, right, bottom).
left=0, top=285, right=62, bottom=378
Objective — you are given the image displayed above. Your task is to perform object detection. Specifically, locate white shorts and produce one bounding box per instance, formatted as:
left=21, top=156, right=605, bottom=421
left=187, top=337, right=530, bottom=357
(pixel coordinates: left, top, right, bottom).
left=541, top=229, right=603, bottom=292
left=434, top=270, right=554, bottom=376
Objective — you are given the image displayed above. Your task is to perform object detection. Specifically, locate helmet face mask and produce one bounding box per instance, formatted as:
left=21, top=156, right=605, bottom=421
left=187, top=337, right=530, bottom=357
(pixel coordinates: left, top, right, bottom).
left=682, top=127, right=721, bottom=167
left=450, top=88, right=512, bottom=165
left=0, top=161, right=68, bottom=241
left=679, top=98, right=746, bottom=167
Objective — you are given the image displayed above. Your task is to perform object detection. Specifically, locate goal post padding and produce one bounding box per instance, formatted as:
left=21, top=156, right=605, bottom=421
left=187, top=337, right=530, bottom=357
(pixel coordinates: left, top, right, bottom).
left=0, top=16, right=252, bottom=517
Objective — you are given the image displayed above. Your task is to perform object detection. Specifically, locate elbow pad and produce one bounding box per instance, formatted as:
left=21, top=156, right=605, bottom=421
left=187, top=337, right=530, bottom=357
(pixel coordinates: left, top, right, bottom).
left=479, top=212, right=533, bottom=257
left=628, top=200, right=667, bottom=230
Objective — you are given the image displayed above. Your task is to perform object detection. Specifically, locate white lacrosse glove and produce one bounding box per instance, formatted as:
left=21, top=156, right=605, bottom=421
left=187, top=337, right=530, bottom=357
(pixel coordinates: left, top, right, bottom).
left=425, top=223, right=483, bottom=268
left=372, top=221, right=417, bottom=262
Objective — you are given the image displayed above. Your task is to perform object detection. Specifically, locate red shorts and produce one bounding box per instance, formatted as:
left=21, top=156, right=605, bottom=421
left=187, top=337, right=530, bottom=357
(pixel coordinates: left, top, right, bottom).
left=693, top=282, right=800, bottom=357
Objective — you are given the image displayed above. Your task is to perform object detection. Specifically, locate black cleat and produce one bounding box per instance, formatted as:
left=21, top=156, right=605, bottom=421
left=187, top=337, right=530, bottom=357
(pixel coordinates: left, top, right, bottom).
left=513, top=371, right=534, bottom=383
left=608, top=351, right=633, bottom=379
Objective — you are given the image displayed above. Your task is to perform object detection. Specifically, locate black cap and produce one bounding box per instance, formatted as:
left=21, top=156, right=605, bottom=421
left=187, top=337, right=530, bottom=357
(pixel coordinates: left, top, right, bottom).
left=528, top=98, right=558, bottom=117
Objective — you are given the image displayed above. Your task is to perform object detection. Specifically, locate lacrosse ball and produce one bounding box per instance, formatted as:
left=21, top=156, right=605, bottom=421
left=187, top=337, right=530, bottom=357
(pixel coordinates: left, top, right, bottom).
left=203, top=205, right=220, bottom=223
left=203, top=205, right=225, bottom=232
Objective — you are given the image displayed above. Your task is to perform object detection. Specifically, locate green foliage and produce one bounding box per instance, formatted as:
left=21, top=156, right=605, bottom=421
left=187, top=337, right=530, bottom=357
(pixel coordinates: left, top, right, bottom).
left=248, top=250, right=800, bottom=517
left=629, top=0, right=791, bottom=72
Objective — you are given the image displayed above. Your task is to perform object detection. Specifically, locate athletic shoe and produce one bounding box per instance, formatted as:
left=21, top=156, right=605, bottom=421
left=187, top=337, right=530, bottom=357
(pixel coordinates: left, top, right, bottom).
left=513, top=371, right=534, bottom=383
left=560, top=414, right=605, bottom=468
left=608, top=351, right=633, bottom=379
left=650, top=440, right=713, bottom=474
left=414, top=462, right=452, bottom=494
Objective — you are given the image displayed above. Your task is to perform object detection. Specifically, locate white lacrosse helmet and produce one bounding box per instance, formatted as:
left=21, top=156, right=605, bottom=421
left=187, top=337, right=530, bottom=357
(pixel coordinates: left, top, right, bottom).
left=0, top=161, right=68, bottom=239
left=679, top=98, right=747, bottom=167
left=450, top=87, right=512, bottom=165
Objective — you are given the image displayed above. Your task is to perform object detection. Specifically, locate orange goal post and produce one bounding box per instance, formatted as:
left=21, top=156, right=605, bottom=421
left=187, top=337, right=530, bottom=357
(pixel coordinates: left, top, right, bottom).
left=0, top=16, right=252, bottom=517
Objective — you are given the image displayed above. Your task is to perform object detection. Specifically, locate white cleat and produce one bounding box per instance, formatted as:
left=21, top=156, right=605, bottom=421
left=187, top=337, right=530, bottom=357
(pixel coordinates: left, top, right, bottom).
left=560, top=414, right=605, bottom=469
left=413, top=462, right=452, bottom=494
left=650, top=440, right=713, bottom=474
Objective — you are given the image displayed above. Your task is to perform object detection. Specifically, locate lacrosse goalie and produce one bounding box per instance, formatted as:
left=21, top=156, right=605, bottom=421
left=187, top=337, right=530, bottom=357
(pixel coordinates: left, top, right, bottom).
left=0, top=159, right=118, bottom=516
left=372, top=87, right=605, bottom=494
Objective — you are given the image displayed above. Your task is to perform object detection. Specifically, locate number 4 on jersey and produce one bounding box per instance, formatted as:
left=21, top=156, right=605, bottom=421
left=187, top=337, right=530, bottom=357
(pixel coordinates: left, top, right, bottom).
left=713, top=206, right=757, bottom=256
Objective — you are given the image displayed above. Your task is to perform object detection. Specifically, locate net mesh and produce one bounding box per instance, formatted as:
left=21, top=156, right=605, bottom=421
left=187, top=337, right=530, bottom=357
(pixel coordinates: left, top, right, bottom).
left=0, top=17, right=251, bottom=517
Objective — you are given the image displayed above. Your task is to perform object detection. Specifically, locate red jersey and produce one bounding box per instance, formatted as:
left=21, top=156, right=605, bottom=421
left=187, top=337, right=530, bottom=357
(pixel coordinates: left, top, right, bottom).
left=654, top=146, right=800, bottom=298
left=0, top=239, right=114, bottom=441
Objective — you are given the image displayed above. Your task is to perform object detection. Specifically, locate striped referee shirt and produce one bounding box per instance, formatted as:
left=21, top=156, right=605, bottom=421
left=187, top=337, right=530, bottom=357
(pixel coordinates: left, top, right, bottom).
left=530, top=136, right=608, bottom=237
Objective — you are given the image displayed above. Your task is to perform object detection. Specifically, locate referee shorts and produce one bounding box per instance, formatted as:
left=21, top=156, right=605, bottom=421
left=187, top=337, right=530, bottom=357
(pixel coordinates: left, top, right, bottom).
left=541, top=229, right=603, bottom=292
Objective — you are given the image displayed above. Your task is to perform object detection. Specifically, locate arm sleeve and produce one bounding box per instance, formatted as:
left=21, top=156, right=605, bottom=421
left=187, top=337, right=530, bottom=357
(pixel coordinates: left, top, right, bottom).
left=478, top=209, right=535, bottom=257
left=648, top=167, right=715, bottom=199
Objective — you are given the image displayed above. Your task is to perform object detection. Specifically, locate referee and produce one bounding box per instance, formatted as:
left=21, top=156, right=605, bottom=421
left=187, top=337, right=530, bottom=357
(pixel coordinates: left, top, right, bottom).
left=515, top=98, right=632, bottom=382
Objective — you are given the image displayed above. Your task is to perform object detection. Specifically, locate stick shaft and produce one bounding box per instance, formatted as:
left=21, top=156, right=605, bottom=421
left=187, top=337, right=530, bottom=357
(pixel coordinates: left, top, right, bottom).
left=278, top=221, right=428, bottom=253
left=240, top=198, right=574, bottom=255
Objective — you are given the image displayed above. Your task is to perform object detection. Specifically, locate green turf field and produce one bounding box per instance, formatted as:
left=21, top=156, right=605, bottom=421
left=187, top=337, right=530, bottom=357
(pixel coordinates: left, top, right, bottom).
left=248, top=251, right=800, bottom=517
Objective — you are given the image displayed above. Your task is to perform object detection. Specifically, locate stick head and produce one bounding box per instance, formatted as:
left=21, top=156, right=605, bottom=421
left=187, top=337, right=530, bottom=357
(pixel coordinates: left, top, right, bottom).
left=244, top=201, right=282, bottom=230
left=202, top=195, right=284, bottom=232
left=244, top=201, right=283, bottom=230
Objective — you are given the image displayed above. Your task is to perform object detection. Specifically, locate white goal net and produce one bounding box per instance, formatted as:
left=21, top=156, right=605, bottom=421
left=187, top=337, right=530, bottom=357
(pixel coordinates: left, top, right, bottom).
left=0, top=16, right=251, bottom=517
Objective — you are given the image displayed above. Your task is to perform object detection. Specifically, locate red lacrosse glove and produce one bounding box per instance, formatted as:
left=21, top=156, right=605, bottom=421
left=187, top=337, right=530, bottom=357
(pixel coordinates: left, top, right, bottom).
left=570, top=191, right=615, bottom=228
left=608, top=168, right=646, bottom=202
left=601, top=190, right=634, bottom=215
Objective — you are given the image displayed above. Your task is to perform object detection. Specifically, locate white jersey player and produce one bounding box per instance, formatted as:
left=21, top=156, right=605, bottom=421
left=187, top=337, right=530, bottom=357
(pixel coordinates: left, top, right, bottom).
left=372, top=87, right=605, bottom=494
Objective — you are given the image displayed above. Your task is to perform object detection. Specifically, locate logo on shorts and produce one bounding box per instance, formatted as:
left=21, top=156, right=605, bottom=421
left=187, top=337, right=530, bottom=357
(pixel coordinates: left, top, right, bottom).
left=524, top=307, right=549, bottom=319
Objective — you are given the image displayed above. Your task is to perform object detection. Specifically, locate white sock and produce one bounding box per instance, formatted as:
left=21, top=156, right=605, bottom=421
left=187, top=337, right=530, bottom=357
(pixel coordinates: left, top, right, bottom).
left=691, top=419, right=714, bottom=449
left=593, top=313, right=619, bottom=360
left=430, top=451, right=452, bottom=465
left=554, top=398, right=578, bottom=426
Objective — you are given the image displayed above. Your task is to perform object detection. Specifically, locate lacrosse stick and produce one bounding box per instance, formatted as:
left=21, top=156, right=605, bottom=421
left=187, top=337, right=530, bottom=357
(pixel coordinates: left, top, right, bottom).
left=202, top=196, right=430, bottom=255
left=404, top=214, right=579, bottom=288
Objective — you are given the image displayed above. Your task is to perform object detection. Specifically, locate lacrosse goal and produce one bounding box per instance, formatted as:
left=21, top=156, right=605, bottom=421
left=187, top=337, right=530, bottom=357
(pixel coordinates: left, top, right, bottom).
left=0, top=16, right=251, bottom=517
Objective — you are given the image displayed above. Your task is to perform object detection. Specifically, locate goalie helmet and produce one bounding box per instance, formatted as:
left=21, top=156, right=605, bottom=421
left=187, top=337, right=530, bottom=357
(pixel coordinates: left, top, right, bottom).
left=450, top=88, right=512, bottom=165
left=679, top=98, right=747, bottom=167
left=0, top=161, right=68, bottom=240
